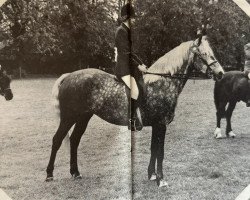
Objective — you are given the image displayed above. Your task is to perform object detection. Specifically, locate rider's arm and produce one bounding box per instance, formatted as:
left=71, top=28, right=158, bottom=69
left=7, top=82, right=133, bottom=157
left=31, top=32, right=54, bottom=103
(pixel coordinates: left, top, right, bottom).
left=131, top=53, right=143, bottom=65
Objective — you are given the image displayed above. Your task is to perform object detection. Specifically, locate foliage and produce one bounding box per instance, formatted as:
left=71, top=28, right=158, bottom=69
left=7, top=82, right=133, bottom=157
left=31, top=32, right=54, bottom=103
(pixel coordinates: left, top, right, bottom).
left=133, top=0, right=250, bottom=69
left=0, top=0, right=116, bottom=73
left=0, top=0, right=249, bottom=73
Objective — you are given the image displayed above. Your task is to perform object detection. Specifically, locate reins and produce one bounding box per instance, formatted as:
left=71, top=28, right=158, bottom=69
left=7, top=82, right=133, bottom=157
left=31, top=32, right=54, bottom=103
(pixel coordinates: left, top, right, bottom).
left=139, top=43, right=217, bottom=80
left=143, top=71, right=211, bottom=80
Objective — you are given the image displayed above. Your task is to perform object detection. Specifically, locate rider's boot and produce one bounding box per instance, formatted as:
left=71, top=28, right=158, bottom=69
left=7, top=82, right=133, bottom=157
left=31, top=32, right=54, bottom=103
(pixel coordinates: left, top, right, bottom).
left=129, top=99, right=143, bottom=131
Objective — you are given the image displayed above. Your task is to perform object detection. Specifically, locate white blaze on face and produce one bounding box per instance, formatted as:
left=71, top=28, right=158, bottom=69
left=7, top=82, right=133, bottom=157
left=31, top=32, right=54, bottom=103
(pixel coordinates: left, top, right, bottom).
left=200, top=36, right=215, bottom=62
left=199, top=37, right=224, bottom=75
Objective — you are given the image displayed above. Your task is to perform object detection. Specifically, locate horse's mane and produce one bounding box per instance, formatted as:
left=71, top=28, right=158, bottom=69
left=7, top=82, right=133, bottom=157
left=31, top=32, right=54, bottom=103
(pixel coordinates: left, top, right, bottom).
left=144, top=41, right=193, bottom=83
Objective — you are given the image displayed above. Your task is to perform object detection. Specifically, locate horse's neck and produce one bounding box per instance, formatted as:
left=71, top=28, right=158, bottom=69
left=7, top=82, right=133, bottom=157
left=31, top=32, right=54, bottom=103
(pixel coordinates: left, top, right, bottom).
left=144, top=57, right=191, bottom=91
left=166, top=62, right=190, bottom=94
left=143, top=41, right=195, bottom=99
left=175, top=63, right=190, bottom=94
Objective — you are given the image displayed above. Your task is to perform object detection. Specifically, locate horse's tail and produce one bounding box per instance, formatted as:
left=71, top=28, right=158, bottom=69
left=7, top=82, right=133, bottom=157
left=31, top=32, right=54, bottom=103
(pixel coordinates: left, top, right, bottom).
left=52, top=73, right=71, bottom=151
left=52, top=73, right=70, bottom=115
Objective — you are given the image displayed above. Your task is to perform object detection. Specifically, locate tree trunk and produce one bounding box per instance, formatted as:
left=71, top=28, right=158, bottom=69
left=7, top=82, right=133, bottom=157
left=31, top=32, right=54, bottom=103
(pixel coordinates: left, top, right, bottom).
left=19, top=66, right=22, bottom=79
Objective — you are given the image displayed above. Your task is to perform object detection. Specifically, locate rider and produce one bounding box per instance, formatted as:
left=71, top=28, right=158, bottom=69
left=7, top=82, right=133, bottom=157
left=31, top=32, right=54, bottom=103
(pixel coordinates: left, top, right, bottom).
left=244, top=43, right=250, bottom=107
left=114, top=3, right=147, bottom=131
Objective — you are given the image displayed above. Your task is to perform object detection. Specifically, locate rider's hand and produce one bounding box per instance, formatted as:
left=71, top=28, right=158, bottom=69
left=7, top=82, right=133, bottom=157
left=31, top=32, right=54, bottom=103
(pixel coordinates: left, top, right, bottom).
left=138, top=64, right=148, bottom=73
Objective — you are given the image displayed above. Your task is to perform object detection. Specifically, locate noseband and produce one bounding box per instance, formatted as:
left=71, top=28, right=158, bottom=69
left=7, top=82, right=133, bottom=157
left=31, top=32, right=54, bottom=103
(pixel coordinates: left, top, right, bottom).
left=190, top=45, right=218, bottom=68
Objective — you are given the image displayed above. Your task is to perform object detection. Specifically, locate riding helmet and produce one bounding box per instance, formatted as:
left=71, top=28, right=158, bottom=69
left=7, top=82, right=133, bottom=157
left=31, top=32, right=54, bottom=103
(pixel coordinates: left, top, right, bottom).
left=121, top=3, right=136, bottom=21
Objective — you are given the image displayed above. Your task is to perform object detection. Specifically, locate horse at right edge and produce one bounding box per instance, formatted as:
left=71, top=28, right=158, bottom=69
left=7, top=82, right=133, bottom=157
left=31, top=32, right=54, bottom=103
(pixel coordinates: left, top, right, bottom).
left=214, top=71, right=250, bottom=139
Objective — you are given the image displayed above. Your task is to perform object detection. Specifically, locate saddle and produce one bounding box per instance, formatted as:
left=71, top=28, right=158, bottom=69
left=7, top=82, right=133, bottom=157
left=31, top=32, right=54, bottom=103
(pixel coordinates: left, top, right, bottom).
left=114, top=76, right=146, bottom=101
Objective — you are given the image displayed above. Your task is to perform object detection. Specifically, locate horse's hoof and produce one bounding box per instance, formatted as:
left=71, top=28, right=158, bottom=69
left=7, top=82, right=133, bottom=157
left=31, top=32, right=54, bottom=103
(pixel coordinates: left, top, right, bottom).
left=45, top=176, right=54, bottom=182
left=214, top=127, right=222, bottom=139
left=72, top=174, right=82, bottom=180
left=215, top=133, right=223, bottom=139
left=149, top=173, right=157, bottom=181
left=228, top=131, right=236, bottom=138
left=158, top=179, right=168, bottom=188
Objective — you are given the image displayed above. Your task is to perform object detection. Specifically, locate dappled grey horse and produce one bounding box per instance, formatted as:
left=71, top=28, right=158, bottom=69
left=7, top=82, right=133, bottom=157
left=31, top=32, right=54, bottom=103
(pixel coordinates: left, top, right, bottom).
left=46, top=35, right=224, bottom=187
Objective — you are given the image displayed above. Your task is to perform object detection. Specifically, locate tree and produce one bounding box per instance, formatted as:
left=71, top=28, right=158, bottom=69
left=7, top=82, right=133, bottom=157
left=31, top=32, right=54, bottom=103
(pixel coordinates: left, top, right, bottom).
left=133, top=0, right=250, bottom=69
left=0, top=0, right=117, bottom=74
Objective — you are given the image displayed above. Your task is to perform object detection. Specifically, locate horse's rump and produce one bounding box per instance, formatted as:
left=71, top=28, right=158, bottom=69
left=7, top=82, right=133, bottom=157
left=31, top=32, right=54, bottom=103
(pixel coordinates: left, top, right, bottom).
left=52, top=73, right=70, bottom=111
left=57, top=68, right=129, bottom=125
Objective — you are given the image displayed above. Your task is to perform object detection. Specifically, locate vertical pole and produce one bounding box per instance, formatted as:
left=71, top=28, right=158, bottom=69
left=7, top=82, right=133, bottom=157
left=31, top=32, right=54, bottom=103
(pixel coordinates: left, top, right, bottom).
left=18, top=58, right=22, bottom=79
left=19, top=65, right=22, bottom=79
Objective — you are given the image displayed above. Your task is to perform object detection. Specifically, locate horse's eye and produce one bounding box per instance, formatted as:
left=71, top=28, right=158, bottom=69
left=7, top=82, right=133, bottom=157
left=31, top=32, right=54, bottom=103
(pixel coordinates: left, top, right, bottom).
left=211, top=55, right=215, bottom=60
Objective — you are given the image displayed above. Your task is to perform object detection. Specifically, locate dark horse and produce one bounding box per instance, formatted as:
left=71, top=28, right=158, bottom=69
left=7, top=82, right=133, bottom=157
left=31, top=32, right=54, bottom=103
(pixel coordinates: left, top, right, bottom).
left=0, top=66, right=13, bottom=101
left=46, top=35, right=224, bottom=187
left=214, top=71, right=249, bottom=139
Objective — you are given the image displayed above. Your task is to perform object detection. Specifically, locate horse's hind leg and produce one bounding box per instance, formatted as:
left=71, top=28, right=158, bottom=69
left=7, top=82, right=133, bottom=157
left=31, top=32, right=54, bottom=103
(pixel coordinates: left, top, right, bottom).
left=70, top=114, right=93, bottom=179
left=226, top=101, right=236, bottom=138
left=46, top=118, right=75, bottom=181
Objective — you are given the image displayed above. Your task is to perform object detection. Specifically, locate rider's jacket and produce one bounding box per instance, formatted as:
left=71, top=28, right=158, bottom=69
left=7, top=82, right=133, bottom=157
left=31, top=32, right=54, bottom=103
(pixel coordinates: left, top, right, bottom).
left=114, top=23, right=143, bottom=79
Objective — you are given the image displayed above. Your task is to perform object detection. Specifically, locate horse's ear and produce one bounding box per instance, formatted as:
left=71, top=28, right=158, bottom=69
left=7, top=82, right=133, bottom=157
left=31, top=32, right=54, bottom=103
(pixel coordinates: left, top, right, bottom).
left=194, top=28, right=203, bottom=46
left=195, top=24, right=208, bottom=46
left=201, top=24, right=208, bottom=36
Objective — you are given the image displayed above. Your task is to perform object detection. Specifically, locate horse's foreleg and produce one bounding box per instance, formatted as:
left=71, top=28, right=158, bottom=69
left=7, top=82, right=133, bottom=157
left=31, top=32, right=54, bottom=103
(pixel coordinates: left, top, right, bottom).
left=214, top=112, right=222, bottom=139
left=214, top=102, right=227, bottom=139
left=216, top=111, right=221, bottom=128
left=148, top=128, right=158, bottom=181
left=70, top=114, right=93, bottom=179
left=156, top=124, right=167, bottom=187
left=226, top=102, right=236, bottom=138
left=149, top=124, right=167, bottom=187
left=46, top=119, right=75, bottom=181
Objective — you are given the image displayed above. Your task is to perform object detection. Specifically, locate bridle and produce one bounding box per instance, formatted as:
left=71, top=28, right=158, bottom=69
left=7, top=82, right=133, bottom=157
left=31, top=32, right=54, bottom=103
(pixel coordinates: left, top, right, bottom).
left=143, top=43, right=219, bottom=80
left=189, top=45, right=218, bottom=68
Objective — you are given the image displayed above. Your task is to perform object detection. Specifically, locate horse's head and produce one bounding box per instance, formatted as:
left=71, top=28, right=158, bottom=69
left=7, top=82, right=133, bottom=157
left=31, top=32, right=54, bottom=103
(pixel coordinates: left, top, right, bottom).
left=190, top=35, right=224, bottom=80
left=0, top=66, right=13, bottom=101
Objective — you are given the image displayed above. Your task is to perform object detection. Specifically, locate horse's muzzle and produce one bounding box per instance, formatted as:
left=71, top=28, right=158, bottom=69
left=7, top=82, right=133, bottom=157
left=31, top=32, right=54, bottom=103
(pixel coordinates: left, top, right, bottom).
left=214, top=71, right=223, bottom=81
left=4, top=89, right=13, bottom=101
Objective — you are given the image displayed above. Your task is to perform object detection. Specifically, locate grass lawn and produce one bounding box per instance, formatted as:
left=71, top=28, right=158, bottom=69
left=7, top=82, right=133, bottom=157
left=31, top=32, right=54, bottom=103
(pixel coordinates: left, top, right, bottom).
left=0, top=78, right=250, bottom=200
